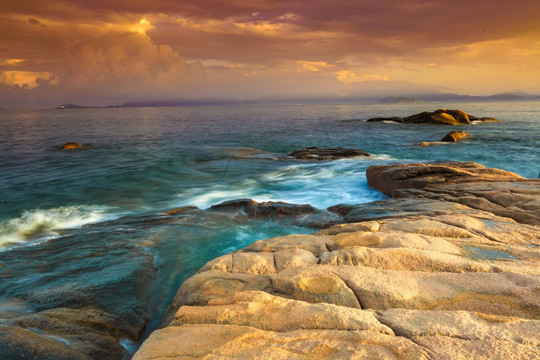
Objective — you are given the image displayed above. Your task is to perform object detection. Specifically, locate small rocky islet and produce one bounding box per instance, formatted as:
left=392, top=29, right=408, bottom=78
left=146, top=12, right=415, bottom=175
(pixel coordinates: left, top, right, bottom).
left=367, top=109, right=500, bottom=125
left=134, top=161, right=540, bottom=360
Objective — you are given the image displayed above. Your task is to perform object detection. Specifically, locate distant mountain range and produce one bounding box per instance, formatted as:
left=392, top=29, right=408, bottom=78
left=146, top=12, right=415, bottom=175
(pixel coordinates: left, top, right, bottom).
left=55, top=91, right=540, bottom=109
left=378, top=92, right=540, bottom=104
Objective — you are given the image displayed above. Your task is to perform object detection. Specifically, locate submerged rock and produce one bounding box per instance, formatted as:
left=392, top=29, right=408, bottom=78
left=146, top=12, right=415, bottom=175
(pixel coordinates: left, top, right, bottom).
left=135, top=161, right=540, bottom=360
left=288, top=147, right=370, bottom=160
left=60, top=142, right=82, bottom=150
left=367, top=109, right=500, bottom=125
left=208, top=199, right=340, bottom=228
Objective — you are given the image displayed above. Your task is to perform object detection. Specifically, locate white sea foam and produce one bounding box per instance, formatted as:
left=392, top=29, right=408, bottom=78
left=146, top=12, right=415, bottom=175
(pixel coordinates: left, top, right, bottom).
left=0, top=205, right=113, bottom=248
left=173, top=161, right=385, bottom=210
left=369, top=154, right=398, bottom=160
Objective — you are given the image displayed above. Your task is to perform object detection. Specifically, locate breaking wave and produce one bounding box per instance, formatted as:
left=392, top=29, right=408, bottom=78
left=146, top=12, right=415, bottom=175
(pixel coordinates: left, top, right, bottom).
left=0, top=205, right=114, bottom=248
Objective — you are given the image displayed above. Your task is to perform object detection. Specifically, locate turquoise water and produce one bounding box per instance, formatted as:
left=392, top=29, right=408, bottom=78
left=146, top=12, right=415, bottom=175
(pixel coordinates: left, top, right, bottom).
left=0, top=102, right=539, bottom=353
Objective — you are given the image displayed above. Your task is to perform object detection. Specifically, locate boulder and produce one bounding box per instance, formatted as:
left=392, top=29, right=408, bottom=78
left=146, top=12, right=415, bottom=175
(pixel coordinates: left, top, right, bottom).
left=441, top=131, right=469, bottom=142
left=60, top=142, right=82, bottom=150
left=434, top=109, right=470, bottom=124
left=288, top=147, right=370, bottom=160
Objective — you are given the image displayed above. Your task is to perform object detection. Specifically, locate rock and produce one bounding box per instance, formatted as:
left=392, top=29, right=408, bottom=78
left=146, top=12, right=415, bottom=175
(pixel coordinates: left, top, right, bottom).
left=313, top=221, right=380, bottom=235
left=366, top=162, right=524, bottom=198
left=208, top=198, right=340, bottom=228
left=0, top=324, right=90, bottom=360
left=60, top=142, right=82, bottom=150
left=133, top=324, right=428, bottom=360
left=4, top=308, right=132, bottom=360
left=441, top=130, right=469, bottom=142
left=367, top=109, right=499, bottom=125
left=405, top=111, right=461, bottom=125
left=366, top=162, right=540, bottom=225
left=329, top=231, right=383, bottom=249
left=171, top=290, right=392, bottom=333
left=417, top=141, right=445, bottom=146
left=135, top=161, right=540, bottom=359
left=288, top=147, right=371, bottom=160
left=274, top=248, right=317, bottom=272
left=434, top=109, right=470, bottom=124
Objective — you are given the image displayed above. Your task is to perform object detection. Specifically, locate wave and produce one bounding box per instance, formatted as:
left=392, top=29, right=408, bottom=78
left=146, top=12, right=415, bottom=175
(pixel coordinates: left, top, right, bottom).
left=172, top=161, right=386, bottom=210
left=0, top=205, right=114, bottom=248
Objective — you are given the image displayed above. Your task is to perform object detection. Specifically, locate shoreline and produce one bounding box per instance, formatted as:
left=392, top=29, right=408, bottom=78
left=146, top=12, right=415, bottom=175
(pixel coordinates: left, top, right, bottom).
left=134, top=161, right=540, bottom=360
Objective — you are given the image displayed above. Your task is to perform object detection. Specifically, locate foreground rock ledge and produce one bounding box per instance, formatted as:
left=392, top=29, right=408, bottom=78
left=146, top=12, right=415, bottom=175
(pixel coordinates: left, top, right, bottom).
left=135, top=162, right=540, bottom=360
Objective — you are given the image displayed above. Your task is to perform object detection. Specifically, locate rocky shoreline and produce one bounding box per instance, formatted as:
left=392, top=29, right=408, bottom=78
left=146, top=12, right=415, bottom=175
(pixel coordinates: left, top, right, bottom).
left=134, top=162, right=540, bottom=360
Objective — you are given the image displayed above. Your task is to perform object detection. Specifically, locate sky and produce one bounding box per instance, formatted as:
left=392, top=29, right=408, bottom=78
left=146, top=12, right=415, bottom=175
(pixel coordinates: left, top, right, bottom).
left=1, top=0, right=540, bottom=107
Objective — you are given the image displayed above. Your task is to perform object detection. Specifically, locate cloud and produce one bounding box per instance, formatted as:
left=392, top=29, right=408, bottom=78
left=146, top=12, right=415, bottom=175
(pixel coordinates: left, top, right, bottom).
left=336, top=70, right=389, bottom=84
left=1, top=59, right=25, bottom=65
left=0, top=15, right=206, bottom=99
left=297, top=61, right=332, bottom=72
left=0, top=70, right=56, bottom=89
left=1, top=0, right=540, bottom=106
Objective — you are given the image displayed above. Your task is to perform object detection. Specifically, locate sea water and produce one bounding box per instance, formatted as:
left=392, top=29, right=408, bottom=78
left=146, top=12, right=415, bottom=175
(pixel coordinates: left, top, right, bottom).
left=0, top=102, right=538, bottom=350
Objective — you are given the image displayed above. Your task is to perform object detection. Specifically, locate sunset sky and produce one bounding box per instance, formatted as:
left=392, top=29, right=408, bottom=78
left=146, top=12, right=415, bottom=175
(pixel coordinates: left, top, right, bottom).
left=1, top=0, right=540, bottom=108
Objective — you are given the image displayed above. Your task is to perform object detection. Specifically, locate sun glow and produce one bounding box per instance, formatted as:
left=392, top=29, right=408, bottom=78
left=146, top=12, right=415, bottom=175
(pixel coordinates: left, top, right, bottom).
left=131, top=18, right=154, bottom=35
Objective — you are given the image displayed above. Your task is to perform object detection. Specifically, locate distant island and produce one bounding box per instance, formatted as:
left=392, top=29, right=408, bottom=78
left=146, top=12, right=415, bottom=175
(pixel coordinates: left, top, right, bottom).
left=54, top=91, right=540, bottom=109
left=378, top=96, right=425, bottom=104
left=56, top=103, right=120, bottom=109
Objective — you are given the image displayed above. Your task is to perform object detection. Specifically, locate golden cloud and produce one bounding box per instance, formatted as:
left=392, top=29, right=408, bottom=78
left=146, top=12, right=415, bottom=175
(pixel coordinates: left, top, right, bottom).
left=297, top=61, right=332, bottom=72
left=336, top=70, right=389, bottom=84
left=0, top=71, right=56, bottom=89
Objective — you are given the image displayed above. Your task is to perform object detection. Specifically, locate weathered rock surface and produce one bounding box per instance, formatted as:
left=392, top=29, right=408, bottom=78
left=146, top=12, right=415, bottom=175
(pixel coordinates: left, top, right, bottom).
left=288, top=147, right=371, bottom=160
left=367, top=109, right=500, bottom=125
left=135, top=161, right=540, bottom=360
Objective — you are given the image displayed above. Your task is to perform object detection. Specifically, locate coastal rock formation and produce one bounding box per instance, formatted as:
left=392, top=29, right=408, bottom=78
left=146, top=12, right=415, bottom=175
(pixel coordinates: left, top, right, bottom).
left=441, top=130, right=469, bottom=142
left=288, top=147, right=371, bottom=160
left=135, top=162, right=540, bottom=360
left=366, top=162, right=540, bottom=225
left=60, top=142, right=82, bottom=150
left=367, top=109, right=500, bottom=125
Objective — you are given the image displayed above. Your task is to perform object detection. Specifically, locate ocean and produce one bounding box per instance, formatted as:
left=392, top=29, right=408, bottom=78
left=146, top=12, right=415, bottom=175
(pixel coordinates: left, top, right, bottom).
left=0, top=102, right=538, bottom=353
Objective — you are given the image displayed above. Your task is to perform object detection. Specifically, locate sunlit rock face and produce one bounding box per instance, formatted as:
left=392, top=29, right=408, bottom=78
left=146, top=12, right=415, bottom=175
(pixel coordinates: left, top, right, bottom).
left=135, top=162, right=540, bottom=360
